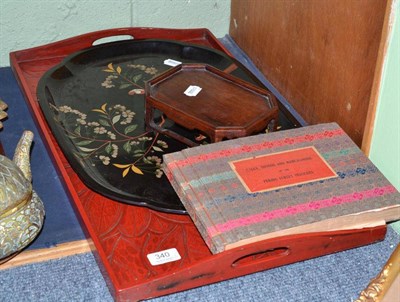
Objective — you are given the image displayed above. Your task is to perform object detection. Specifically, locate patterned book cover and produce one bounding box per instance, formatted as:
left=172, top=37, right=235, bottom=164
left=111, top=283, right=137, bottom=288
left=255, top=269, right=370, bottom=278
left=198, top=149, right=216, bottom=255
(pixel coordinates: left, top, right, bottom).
left=163, top=123, right=400, bottom=254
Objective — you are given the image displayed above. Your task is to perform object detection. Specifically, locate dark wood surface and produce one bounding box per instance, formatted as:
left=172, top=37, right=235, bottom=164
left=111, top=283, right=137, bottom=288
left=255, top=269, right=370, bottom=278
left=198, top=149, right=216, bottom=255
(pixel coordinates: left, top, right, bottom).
left=230, top=0, right=388, bottom=147
left=145, top=64, right=278, bottom=146
left=9, top=28, right=387, bottom=301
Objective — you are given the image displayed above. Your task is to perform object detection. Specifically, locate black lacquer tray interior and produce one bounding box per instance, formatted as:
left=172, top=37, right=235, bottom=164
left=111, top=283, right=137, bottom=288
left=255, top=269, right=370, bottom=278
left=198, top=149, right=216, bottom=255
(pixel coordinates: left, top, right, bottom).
left=37, top=39, right=291, bottom=214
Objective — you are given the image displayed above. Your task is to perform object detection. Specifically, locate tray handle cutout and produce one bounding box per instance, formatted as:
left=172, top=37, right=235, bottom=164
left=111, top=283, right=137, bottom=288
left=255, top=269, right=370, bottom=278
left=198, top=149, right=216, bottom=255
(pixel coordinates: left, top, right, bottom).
left=92, top=35, right=134, bottom=46
left=231, top=247, right=290, bottom=268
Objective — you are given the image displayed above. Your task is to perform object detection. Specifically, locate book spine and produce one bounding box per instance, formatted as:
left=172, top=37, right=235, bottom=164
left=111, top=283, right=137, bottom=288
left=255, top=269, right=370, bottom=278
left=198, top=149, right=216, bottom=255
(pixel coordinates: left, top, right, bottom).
left=163, top=155, right=220, bottom=253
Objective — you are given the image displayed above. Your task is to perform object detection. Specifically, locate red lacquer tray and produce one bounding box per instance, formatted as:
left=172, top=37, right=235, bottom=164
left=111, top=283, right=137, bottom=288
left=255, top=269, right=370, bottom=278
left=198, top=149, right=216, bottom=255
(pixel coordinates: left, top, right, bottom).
left=10, top=28, right=386, bottom=301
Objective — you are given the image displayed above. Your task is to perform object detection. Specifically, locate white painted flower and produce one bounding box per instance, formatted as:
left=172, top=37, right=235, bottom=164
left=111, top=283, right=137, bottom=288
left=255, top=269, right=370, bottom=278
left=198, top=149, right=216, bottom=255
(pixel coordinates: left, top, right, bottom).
left=94, top=126, right=107, bottom=134
left=99, top=155, right=110, bottom=165
left=111, top=144, right=118, bottom=158
left=107, top=131, right=116, bottom=140
left=155, top=169, right=163, bottom=178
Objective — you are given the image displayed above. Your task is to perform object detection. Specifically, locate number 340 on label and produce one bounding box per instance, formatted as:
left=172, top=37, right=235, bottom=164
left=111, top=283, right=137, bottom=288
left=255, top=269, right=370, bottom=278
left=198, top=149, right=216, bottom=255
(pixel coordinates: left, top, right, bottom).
left=147, top=248, right=181, bottom=266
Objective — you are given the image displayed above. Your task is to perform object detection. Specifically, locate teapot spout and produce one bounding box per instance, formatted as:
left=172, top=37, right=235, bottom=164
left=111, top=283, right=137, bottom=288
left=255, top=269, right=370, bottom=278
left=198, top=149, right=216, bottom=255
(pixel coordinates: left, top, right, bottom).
left=13, top=130, right=34, bottom=182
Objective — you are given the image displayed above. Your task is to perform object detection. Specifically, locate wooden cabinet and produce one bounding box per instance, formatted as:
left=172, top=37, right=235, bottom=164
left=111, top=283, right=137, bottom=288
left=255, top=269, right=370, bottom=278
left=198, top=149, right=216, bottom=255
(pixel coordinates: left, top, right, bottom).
left=230, top=0, right=390, bottom=148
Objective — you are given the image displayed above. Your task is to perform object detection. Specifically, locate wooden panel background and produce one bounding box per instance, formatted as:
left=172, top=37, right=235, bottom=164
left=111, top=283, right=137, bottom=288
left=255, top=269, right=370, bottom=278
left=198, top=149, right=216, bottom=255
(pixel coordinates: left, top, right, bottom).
left=230, top=0, right=388, bottom=147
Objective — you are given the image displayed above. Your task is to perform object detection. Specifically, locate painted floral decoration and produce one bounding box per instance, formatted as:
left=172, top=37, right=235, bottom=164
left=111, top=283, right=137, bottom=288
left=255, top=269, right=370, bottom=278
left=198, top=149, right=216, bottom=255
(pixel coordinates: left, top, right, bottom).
left=101, top=62, right=158, bottom=95
left=51, top=62, right=169, bottom=178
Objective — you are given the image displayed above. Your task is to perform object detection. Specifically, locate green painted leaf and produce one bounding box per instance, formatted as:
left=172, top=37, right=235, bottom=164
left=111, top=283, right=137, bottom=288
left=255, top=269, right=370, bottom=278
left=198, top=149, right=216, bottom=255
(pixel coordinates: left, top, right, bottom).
left=152, top=146, right=163, bottom=152
left=143, top=158, right=152, bottom=164
left=119, top=83, right=131, bottom=89
left=74, top=126, right=81, bottom=135
left=123, top=141, right=132, bottom=153
left=132, top=74, right=142, bottom=83
left=134, top=149, right=144, bottom=154
left=112, top=115, right=121, bottom=124
left=76, top=140, right=94, bottom=146
left=105, top=144, right=112, bottom=154
left=78, top=146, right=97, bottom=152
left=99, top=119, right=110, bottom=127
left=124, top=124, right=138, bottom=134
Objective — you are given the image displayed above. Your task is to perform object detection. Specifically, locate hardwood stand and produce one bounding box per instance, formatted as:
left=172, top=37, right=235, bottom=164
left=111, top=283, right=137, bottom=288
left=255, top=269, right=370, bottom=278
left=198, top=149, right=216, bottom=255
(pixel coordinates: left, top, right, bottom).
left=145, top=64, right=278, bottom=146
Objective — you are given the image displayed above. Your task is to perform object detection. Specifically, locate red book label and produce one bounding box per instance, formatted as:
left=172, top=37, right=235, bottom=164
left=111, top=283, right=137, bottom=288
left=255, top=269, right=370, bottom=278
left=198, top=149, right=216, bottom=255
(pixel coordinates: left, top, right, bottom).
left=229, top=147, right=337, bottom=193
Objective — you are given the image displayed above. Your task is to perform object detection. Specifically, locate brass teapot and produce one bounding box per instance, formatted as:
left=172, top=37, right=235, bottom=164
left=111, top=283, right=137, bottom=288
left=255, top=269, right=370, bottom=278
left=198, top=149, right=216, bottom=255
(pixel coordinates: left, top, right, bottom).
left=0, top=130, right=45, bottom=261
